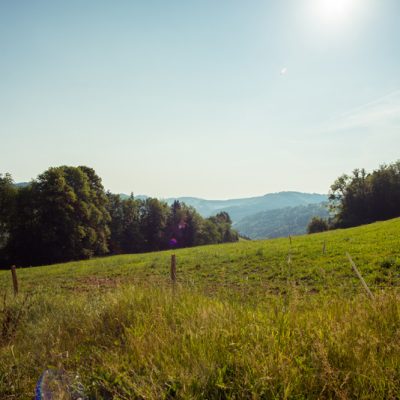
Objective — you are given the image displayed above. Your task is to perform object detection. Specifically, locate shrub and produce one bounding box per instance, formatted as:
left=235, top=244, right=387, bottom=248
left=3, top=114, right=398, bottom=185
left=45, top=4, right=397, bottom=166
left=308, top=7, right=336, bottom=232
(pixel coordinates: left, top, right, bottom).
left=307, top=217, right=329, bottom=234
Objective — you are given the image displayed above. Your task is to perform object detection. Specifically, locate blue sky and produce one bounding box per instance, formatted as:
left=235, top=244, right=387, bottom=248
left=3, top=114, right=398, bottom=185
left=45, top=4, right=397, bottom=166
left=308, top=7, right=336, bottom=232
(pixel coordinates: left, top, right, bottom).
left=1, top=0, right=399, bottom=199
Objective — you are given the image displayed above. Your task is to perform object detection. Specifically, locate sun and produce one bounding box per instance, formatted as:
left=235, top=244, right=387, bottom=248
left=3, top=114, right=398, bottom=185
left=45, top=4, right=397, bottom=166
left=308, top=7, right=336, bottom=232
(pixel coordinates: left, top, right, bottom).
left=317, top=0, right=355, bottom=22
left=308, top=0, right=361, bottom=28
left=301, top=0, right=373, bottom=44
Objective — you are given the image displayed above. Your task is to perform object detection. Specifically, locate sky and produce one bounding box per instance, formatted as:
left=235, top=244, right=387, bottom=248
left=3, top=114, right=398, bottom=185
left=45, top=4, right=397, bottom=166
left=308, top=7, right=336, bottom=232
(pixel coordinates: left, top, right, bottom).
left=1, top=0, right=399, bottom=199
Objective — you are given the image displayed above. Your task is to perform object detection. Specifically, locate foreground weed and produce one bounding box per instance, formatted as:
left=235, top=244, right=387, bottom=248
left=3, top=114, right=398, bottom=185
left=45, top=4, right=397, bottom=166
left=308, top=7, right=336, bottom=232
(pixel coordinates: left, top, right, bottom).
left=0, top=293, right=31, bottom=346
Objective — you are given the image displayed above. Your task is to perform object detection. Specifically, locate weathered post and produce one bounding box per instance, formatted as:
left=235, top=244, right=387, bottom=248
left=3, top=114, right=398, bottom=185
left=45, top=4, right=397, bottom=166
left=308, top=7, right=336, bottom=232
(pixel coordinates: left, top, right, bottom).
left=322, top=240, right=326, bottom=255
left=346, top=252, right=374, bottom=299
left=11, top=265, right=18, bottom=296
left=289, top=235, right=292, bottom=245
left=170, top=254, right=177, bottom=284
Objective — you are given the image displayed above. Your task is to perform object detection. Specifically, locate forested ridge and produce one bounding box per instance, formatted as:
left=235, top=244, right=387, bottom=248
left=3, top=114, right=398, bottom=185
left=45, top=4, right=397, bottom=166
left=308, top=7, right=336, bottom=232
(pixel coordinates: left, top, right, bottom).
left=307, top=160, right=400, bottom=233
left=234, top=203, right=329, bottom=239
left=0, top=166, right=238, bottom=268
left=328, top=161, right=400, bottom=228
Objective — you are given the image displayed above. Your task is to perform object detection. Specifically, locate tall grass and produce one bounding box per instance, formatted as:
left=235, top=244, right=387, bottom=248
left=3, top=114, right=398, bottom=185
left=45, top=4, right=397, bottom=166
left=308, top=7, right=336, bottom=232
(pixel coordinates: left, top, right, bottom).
left=1, top=218, right=400, bottom=398
left=1, top=284, right=399, bottom=399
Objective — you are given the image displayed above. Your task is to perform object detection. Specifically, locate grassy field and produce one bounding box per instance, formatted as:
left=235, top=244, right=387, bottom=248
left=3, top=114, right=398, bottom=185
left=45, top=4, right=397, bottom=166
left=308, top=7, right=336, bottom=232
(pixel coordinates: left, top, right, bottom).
left=0, top=218, right=400, bottom=399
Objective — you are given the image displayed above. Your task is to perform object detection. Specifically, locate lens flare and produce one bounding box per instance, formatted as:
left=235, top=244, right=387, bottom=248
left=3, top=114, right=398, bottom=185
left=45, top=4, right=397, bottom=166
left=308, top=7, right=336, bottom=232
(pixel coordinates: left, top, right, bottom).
left=169, top=238, right=178, bottom=247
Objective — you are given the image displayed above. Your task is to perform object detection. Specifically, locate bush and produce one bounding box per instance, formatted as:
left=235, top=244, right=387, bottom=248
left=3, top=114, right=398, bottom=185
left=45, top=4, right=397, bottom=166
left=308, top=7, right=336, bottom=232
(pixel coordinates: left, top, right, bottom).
left=307, top=217, right=329, bottom=234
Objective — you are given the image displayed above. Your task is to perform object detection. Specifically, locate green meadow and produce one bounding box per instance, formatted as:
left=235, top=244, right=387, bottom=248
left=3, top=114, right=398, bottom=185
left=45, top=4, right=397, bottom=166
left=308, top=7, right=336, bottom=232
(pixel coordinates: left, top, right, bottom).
left=1, top=218, right=400, bottom=399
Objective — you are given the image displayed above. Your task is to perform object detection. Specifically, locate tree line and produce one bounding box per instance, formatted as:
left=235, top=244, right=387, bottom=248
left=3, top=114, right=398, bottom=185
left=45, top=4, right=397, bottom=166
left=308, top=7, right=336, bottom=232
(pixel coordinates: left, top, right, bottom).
left=0, top=166, right=238, bottom=268
left=307, top=160, right=400, bottom=233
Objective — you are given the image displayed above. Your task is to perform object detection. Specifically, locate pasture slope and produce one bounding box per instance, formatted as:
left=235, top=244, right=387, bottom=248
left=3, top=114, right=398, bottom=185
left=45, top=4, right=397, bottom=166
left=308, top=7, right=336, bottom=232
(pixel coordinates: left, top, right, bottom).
left=0, top=218, right=399, bottom=399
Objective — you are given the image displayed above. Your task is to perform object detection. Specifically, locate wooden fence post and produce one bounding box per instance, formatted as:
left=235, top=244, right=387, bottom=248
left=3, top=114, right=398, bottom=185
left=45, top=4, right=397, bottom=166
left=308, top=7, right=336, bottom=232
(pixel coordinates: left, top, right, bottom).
left=289, top=235, right=292, bottom=245
left=170, top=254, right=176, bottom=284
left=11, top=265, right=18, bottom=296
left=346, top=252, right=374, bottom=299
left=287, top=249, right=292, bottom=265
left=322, top=240, right=326, bottom=255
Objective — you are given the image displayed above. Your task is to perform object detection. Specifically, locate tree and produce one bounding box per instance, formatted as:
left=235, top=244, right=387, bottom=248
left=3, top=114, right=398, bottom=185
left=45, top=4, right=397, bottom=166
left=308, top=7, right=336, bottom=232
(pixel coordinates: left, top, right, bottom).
left=198, top=219, right=221, bottom=245
left=140, top=198, right=169, bottom=251
left=9, top=166, right=110, bottom=266
left=307, top=217, right=329, bottom=234
left=120, top=198, right=144, bottom=253
left=215, top=211, right=232, bottom=225
left=107, top=192, right=144, bottom=254
left=208, top=212, right=238, bottom=243
left=329, top=161, right=400, bottom=228
left=165, top=200, right=185, bottom=247
left=106, top=192, right=125, bottom=254
left=369, top=161, right=400, bottom=221
left=0, top=173, right=17, bottom=266
left=180, top=206, right=202, bottom=247
left=2, top=165, right=240, bottom=266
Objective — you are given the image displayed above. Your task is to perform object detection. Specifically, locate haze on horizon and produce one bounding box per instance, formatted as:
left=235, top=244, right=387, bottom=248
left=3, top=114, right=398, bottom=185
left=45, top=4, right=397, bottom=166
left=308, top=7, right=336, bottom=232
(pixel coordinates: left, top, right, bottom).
left=1, top=0, right=399, bottom=199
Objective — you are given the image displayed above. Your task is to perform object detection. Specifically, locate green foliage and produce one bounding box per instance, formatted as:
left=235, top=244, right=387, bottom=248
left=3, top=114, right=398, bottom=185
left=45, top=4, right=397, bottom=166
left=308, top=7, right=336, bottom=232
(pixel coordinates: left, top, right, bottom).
left=8, top=166, right=110, bottom=266
left=330, top=160, right=400, bottom=228
left=106, top=195, right=238, bottom=256
left=107, top=192, right=144, bottom=254
left=164, top=201, right=203, bottom=248
left=206, top=213, right=238, bottom=244
left=141, top=198, right=169, bottom=251
left=1, top=167, right=238, bottom=267
left=0, top=174, right=17, bottom=265
left=307, top=216, right=329, bottom=234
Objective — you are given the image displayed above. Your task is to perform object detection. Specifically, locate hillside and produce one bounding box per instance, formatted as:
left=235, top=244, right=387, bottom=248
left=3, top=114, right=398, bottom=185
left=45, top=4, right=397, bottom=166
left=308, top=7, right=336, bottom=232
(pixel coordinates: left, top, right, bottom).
left=1, top=217, right=398, bottom=295
left=234, top=202, right=330, bottom=239
left=0, top=218, right=399, bottom=398
left=14, top=182, right=29, bottom=188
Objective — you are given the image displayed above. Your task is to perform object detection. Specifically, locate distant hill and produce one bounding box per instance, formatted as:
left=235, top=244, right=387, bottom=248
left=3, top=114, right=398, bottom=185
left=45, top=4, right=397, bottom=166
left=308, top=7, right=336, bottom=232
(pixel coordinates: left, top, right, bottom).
left=234, top=203, right=330, bottom=239
left=15, top=182, right=30, bottom=188
left=119, top=194, right=148, bottom=201
left=119, top=191, right=327, bottom=222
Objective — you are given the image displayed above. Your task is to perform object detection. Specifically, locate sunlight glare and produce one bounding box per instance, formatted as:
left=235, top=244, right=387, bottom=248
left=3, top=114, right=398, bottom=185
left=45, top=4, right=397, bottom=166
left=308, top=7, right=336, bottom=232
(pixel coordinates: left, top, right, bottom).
left=307, top=0, right=363, bottom=32
left=317, top=0, right=356, bottom=23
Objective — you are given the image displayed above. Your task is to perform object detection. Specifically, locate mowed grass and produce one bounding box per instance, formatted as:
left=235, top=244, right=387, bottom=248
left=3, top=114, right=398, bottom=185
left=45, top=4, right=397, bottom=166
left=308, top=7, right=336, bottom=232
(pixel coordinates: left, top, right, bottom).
left=0, top=218, right=400, bottom=399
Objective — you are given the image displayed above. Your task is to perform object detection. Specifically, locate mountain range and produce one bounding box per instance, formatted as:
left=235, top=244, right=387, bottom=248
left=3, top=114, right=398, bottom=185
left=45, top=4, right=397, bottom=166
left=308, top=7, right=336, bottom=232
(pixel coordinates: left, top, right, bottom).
left=234, top=202, right=330, bottom=239
left=16, top=184, right=328, bottom=239
left=120, top=191, right=329, bottom=239
left=121, top=191, right=327, bottom=222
